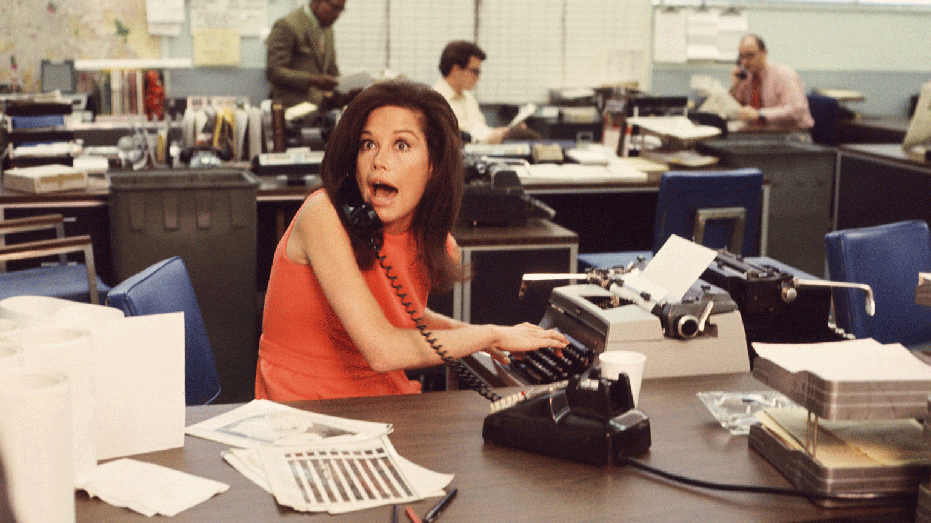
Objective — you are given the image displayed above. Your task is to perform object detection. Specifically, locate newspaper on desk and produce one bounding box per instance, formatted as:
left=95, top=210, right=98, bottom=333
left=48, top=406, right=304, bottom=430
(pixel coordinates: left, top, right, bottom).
left=186, top=399, right=453, bottom=514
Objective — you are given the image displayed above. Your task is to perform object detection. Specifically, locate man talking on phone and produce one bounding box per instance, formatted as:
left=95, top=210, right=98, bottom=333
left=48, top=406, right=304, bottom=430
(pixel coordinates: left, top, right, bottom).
left=729, top=34, right=813, bottom=130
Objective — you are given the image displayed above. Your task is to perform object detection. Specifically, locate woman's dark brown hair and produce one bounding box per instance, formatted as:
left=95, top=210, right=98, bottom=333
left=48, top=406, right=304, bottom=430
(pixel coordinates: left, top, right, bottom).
left=321, top=80, right=465, bottom=292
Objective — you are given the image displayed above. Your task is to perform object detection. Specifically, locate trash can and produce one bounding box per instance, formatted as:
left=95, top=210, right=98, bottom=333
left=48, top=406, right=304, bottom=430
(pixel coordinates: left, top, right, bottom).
left=698, top=138, right=835, bottom=277
left=109, top=168, right=259, bottom=403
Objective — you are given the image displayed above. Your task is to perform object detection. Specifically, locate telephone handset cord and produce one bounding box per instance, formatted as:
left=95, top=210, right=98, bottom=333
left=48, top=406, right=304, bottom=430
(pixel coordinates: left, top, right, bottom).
left=375, top=252, right=502, bottom=403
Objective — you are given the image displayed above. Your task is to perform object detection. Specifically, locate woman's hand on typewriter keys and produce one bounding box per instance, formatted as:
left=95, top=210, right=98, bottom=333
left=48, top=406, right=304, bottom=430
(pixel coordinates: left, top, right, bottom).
left=487, top=323, right=567, bottom=363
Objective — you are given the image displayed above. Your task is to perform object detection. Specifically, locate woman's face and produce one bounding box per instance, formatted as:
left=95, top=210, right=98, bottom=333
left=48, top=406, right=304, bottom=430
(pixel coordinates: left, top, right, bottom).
left=356, top=105, right=432, bottom=234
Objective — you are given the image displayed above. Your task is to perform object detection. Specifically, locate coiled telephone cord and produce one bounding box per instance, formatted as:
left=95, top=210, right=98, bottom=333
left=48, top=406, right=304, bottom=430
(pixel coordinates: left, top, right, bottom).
left=376, top=253, right=502, bottom=403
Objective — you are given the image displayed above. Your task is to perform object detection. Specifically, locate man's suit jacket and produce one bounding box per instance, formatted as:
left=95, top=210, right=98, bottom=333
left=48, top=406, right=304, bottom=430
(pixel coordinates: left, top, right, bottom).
left=266, top=8, right=338, bottom=108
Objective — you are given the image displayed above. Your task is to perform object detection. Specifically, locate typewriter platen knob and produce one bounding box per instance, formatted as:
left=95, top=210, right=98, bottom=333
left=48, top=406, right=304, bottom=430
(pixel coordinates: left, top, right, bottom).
left=675, top=315, right=700, bottom=338
left=780, top=283, right=798, bottom=303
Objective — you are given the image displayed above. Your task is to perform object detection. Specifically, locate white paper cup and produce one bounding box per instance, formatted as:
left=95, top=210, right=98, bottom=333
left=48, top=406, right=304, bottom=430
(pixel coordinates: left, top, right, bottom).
left=0, top=319, right=19, bottom=338
left=0, top=368, right=75, bottom=523
left=0, top=296, right=72, bottom=328
left=54, top=303, right=125, bottom=329
left=0, top=343, right=23, bottom=368
left=597, top=351, right=646, bottom=407
left=5, top=327, right=96, bottom=481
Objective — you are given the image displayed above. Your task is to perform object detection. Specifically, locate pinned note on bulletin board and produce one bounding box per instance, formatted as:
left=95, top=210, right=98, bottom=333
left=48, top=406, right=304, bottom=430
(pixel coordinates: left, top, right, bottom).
left=193, top=28, right=242, bottom=66
left=654, top=7, right=748, bottom=63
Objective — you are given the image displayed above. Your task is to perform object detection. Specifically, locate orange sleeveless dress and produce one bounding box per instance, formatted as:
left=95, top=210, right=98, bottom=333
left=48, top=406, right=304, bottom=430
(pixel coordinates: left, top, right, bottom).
left=255, top=192, right=437, bottom=401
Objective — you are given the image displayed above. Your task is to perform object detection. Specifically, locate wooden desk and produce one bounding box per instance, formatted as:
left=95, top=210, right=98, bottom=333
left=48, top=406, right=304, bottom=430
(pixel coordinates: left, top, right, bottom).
left=0, top=180, right=113, bottom=282
left=838, top=116, right=910, bottom=144
left=451, top=218, right=577, bottom=325
left=835, top=143, right=931, bottom=231
left=75, top=373, right=914, bottom=523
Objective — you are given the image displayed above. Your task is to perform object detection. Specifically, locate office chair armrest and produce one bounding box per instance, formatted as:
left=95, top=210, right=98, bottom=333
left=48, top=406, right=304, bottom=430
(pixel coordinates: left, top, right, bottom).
left=0, top=214, right=66, bottom=236
left=0, top=234, right=101, bottom=305
left=0, top=235, right=91, bottom=259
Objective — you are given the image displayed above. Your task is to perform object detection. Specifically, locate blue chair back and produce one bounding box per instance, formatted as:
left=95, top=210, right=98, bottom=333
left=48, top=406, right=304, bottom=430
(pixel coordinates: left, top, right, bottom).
left=807, top=93, right=839, bottom=146
left=107, top=257, right=221, bottom=405
left=825, top=220, right=931, bottom=345
left=652, top=168, right=764, bottom=257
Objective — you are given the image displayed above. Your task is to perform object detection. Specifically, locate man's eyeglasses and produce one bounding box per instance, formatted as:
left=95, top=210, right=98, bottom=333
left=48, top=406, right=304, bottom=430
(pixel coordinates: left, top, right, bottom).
left=466, top=67, right=481, bottom=76
left=738, top=51, right=758, bottom=61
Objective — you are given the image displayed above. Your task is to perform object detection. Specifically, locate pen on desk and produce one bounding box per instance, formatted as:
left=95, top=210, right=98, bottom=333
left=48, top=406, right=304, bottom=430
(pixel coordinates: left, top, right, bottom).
left=404, top=505, right=422, bottom=523
left=391, top=504, right=399, bottom=523
left=422, top=488, right=458, bottom=523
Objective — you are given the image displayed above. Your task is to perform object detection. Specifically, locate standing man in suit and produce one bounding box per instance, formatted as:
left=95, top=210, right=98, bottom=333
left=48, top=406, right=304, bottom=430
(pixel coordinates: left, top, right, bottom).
left=729, top=34, right=814, bottom=130
left=266, top=0, right=347, bottom=110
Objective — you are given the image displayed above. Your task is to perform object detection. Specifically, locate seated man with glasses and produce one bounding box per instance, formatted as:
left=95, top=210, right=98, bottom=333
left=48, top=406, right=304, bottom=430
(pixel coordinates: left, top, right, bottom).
left=728, top=33, right=814, bottom=130
left=433, top=41, right=517, bottom=144
left=266, top=0, right=347, bottom=111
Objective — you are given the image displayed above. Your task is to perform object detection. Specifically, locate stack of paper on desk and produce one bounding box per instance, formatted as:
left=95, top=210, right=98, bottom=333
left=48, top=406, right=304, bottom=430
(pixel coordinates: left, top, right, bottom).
left=753, top=339, right=931, bottom=382
left=755, top=408, right=931, bottom=469
left=752, top=339, right=931, bottom=420
left=626, top=115, right=721, bottom=142
left=186, top=400, right=452, bottom=515
left=519, top=160, right=650, bottom=184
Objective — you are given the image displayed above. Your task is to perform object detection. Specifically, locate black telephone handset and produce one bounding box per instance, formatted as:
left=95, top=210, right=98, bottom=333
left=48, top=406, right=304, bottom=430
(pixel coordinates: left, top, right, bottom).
left=736, top=59, right=748, bottom=80
left=337, top=176, right=503, bottom=402
left=339, top=176, right=384, bottom=253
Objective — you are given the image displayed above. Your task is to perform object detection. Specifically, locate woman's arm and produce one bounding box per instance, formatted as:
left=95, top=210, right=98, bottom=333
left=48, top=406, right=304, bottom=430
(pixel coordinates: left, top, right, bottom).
left=289, top=193, right=568, bottom=373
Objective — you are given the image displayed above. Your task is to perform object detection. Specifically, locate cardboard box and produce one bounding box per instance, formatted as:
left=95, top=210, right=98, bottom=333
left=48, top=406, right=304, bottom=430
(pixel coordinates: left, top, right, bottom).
left=2, top=164, right=88, bottom=193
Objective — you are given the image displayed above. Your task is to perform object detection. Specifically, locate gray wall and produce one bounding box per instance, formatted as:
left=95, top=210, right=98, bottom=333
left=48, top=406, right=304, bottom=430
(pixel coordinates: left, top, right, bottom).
left=163, top=2, right=931, bottom=117
left=648, top=4, right=931, bottom=117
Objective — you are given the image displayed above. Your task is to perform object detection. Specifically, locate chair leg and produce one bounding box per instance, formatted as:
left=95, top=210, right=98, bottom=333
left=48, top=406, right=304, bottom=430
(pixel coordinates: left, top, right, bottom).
left=81, top=243, right=99, bottom=305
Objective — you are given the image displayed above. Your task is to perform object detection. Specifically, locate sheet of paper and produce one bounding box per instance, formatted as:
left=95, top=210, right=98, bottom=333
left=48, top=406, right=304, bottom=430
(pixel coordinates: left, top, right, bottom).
left=654, top=9, right=687, bottom=64
left=752, top=339, right=931, bottom=382
left=717, top=10, right=748, bottom=62
left=185, top=399, right=392, bottom=448
left=193, top=28, right=241, bottom=67
left=640, top=235, right=717, bottom=302
left=146, top=0, right=185, bottom=25
left=92, top=313, right=185, bottom=460
left=508, top=103, right=538, bottom=128
left=76, top=458, right=229, bottom=517
left=626, top=115, right=721, bottom=142
left=257, top=436, right=452, bottom=514
left=686, top=9, right=720, bottom=60
left=758, top=408, right=931, bottom=469
left=337, top=71, right=374, bottom=92
left=698, top=90, right=742, bottom=120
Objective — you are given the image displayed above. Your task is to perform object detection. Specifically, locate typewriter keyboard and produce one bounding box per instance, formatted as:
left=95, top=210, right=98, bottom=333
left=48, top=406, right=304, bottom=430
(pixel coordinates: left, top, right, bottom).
left=508, top=330, right=595, bottom=385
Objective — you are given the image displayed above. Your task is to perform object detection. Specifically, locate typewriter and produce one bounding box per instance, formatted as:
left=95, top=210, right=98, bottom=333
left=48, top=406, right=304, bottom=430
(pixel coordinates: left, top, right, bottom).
left=469, top=254, right=751, bottom=388
left=700, top=251, right=875, bottom=364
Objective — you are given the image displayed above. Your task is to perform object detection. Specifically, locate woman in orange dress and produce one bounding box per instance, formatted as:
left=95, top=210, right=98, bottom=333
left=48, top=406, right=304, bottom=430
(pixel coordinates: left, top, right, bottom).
left=256, top=81, right=567, bottom=401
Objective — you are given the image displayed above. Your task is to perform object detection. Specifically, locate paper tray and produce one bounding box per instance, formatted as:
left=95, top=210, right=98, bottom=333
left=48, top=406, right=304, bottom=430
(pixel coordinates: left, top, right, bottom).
left=748, top=423, right=926, bottom=508
left=752, top=356, right=931, bottom=421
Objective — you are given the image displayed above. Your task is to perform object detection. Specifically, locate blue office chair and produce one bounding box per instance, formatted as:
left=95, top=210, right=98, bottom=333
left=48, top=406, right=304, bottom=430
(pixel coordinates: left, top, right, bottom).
left=0, top=214, right=110, bottom=304
left=106, top=256, right=221, bottom=405
left=825, top=220, right=931, bottom=348
left=579, top=168, right=764, bottom=270
left=807, top=93, right=840, bottom=146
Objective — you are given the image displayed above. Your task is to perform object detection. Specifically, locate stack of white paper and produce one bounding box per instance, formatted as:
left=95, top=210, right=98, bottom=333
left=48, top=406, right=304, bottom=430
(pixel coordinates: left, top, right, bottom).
left=186, top=400, right=453, bottom=515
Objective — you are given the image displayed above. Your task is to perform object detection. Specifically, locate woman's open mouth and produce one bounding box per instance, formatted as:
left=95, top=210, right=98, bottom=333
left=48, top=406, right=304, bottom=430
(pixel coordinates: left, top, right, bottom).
left=369, top=182, right=398, bottom=206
